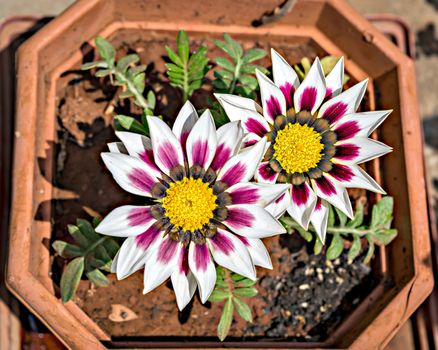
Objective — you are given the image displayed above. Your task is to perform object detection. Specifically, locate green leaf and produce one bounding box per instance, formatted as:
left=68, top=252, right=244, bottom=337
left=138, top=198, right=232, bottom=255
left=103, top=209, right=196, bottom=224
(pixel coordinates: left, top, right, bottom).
left=234, top=287, right=258, bottom=298
left=240, top=64, right=268, bottom=75
left=214, top=40, right=237, bottom=62
left=214, top=57, right=235, bottom=72
left=214, top=69, right=233, bottom=81
left=320, top=56, right=340, bottom=75
left=115, top=115, right=148, bottom=135
left=242, top=48, right=267, bottom=63
left=217, top=298, right=234, bottom=341
left=371, top=196, right=394, bottom=229
left=86, top=269, right=110, bottom=287
left=68, top=224, right=90, bottom=248
left=133, top=73, right=145, bottom=94
left=363, top=235, right=375, bottom=264
left=208, top=289, right=231, bottom=302
left=348, top=235, right=362, bottom=263
left=52, top=241, right=83, bottom=259
left=238, top=75, right=258, bottom=89
left=117, top=54, right=139, bottom=72
left=119, top=91, right=134, bottom=99
left=102, top=238, right=120, bottom=258
left=81, top=60, right=108, bottom=70
left=326, top=233, right=344, bottom=260
left=313, top=237, right=323, bottom=255
left=147, top=90, right=156, bottom=110
left=177, top=30, right=190, bottom=64
left=92, top=217, right=102, bottom=227
left=372, top=229, right=398, bottom=246
left=60, top=257, right=84, bottom=303
left=233, top=297, right=252, bottom=322
left=295, top=226, right=313, bottom=242
left=188, top=46, right=208, bottom=69
left=76, top=219, right=100, bottom=242
left=335, top=207, right=348, bottom=227
left=95, top=36, right=115, bottom=65
left=165, top=46, right=184, bottom=67
left=328, top=204, right=335, bottom=227
left=236, top=279, right=257, bottom=288
left=223, top=33, right=243, bottom=60
left=348, top=201, right=364, bottom=228
left=95, top=69, right=111, bottom=78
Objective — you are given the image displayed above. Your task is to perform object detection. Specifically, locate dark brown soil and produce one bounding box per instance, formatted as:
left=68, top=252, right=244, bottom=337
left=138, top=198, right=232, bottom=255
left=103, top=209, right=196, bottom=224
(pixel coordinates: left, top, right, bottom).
left=49, top=29, right=380, bottom=343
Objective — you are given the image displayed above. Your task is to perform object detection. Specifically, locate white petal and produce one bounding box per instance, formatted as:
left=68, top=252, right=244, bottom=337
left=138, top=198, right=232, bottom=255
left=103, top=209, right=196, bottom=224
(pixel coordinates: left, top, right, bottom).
left=108, top=142, right=127, bottom=154
left=318, top=79, right=368, bottom=125
left=226, top=182, right=290, bottom=207
left=241, top=132, right=261, bottom=148
left=328, top=163, right=385, bottom=194
left=255, top=162, right=279, bottom=184
left=116, top=236, right=153, bottom=279
left=311, top=176, right=353, bottom=219
left=216, top=138, right=266, bottom=187
left=96, top=205, right=155, bottom=237
left=286, top=182, right=318, bottom=230
left=237, top=236, right=272, bottom=269
left=110, top=250, right=120, bottom=273
left=171, top=269, right=197, bottom=311
left=211, top=121, right=244, bottom=172
left=214, top=93, right=262, bottom=113
left=143, top=236, right=181, bottom=294
left=224, top=204, right=286, bottom=238
left=101, top=152, right=160, bottom=197
left=147, top=116, right=185, bottom=175
left=334, top=137, right=393, bottom=164
left=271, top=48, right=299, bottom=109
left=324, top=57, right=344, bottom=98
left=294, top=57, right=326, bottom=114
left=207, top=228, right=256, bottom=280
left=172, top=100, right=199, bottom=147
left=256, top=69, right=286, bottom=124
left=265, top=192, right=291, bottom=218
left=310, top=199, right=329, bottom=243
left=186, top=110, right=217, bottom=169
left=188, top=243, right=216, bottom=303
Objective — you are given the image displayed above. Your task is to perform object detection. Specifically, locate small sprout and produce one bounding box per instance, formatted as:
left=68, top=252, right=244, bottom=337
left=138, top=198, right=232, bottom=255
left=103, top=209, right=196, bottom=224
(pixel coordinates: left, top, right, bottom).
left=52, top=218, right=119, bottom=303
left=209, top=267, right=257, bottom=341
left=165, top=30, right=210, bottom=102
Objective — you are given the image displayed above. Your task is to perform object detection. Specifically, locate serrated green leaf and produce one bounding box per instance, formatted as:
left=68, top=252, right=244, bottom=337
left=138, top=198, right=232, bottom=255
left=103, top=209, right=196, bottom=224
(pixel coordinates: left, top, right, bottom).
left=242, top=48, right=266, bottom=63
left=218, top=298, right=233, bottom=341
left=188, top=46, right=208, bottom=69
left=214, top=39, right=238, bottom=62
left=117, top=54, right=139, bottom=72
left=326, top=233, right=344, bottom=260
left=236, top=279, right=257, bottom=288
left=233, top=297, right=252, bottom=322
left=165, top=63, right=184, bottom=72
left=238, top=75, right=258, bottom=89
left=213, top=79, right=231, bottom=90
left=95, top=36, right=115, bottom=65
left=214, top=57, right=235, bottom=71
left=68, top=224, right=90, bottom=248
left=223, top=33, right=243, bottom=60
left=214, top=69, right=233, bottom=81
left=231, top=273, right=246, bottom=282
left=177, top=30, right=190, bottom=64
left=209, top=289, right=231, bottom=302
left=240, top=64, right=267, bottom=75
left=60, top=257, right=84, bottom=303
left=348, top=235, right=362, bottom=263
left=234, top=287, right=258, bottom=298
left=335, top=207, right=348, bottom=227
left=115, top=115, right=148, bottom=135
left=52, top=240, right=83, bottom=259
left=165, top=46, right=184, bottom=67
left=86, top=269, right=110, bottom=287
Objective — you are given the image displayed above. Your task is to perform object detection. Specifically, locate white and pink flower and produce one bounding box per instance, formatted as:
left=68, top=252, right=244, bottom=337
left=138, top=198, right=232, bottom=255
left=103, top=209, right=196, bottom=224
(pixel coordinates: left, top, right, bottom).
left=216, top=50, right=392, bottom=243
left=96, top=101, right=289, bottom=310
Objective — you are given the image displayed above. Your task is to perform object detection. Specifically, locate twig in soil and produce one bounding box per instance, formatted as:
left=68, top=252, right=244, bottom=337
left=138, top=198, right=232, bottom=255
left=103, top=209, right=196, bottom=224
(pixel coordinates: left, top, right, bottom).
left=252, top=0, right=297, bottom=27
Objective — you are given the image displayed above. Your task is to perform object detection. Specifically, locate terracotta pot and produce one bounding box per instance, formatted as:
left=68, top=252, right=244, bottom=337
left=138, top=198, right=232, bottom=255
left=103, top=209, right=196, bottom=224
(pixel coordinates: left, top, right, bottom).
left=6, top=0, right=433, bottom=349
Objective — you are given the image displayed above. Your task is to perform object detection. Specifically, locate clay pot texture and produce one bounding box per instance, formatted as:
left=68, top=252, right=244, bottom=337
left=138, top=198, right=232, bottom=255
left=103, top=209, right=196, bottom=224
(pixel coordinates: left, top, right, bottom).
left=6, top=0, right=433, bottom=349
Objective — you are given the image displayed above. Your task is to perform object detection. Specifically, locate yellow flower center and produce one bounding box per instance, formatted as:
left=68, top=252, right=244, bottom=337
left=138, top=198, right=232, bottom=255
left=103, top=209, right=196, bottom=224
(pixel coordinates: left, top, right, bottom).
left=162, top=177, right=217, bottom=232
left=273, top=123, right=324, bottom=174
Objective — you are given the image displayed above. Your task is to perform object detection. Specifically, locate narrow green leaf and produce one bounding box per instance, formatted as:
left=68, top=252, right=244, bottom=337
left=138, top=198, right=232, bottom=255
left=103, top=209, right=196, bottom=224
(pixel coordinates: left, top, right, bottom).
left=52, top=241, right=83, bottom=259
left=320, top=56, right=340, bottom=75
left=234, top=287, right=258, bottom=298
left=68, top=224, right=90, bottom=248
left=326, top=233, right=344, bottom=260
left=188, top=46, right=208, bottom=68
left=214, top=69, right=233, bottom=81
left=313, top=237, right=323, bottom=255
left=328, top=204, right=335, bottom=227
left=347, top=201, right=364, bottom=228
left=363, top=235, right=375, bottom=264
left=76, top=219, right=100, bottom=242
left=238, top=75, right=258, bottom=89
left=295, top=226, right=313, bottom=242
left=165, top=63, right=184, bottom=72
left=177, top=30, right=190, bottom=64
left=119, top=91, right=134, bottom=99
left=231, top=273, right=246, bottom=282
left=214, top=57, right=235, bottom=71
left=115, top=115, right=148, bottom=135
left=102, top=238, right=120, bottom=258
left=240, top=64, right=268, bottom=75
left=208, top=289, right=231, bottom=302
left=348, top=235, right=362, bottom=263
left=213, top=39, right=237, bottom=62
left=165, top=46, right=184, bottom=67
left=335, top=207, right=348, bottom=227
left=236, top=279, right=257, bottom=288
left=242, top=48, right=267, bottom=63
left=60, top=257, right=84, bottom=303
left=95, top=69, right=111, bottom=78
left=147, top=90, right=156, bottom=110
left=217, top=298, right=234, bottom=341
left=86, top=269, right=110, bottom=287
left=213, top=79, right=231, bottom=90
left=81, top=60, right=108, bottom=70
left=233, top=297, right=252, bottom=322
left=223, top=33, right=243, bottom=60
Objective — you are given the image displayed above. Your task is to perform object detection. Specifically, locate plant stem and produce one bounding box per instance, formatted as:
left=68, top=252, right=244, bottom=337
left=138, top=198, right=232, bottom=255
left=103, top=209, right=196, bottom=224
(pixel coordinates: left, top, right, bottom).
left=114, top=70, right=149, bottom=110
left=228, top=59, right=241, bottom=94
left=282, top=219, right=370, bottom=237
left=84, top=236, right=109, bottom=256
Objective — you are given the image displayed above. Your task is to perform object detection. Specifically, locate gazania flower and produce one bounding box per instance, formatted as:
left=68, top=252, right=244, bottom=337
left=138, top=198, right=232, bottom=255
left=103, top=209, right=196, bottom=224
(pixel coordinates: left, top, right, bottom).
left=216, top=50, right=392, bottom=243
left=95, top=102, right=289, bottom=310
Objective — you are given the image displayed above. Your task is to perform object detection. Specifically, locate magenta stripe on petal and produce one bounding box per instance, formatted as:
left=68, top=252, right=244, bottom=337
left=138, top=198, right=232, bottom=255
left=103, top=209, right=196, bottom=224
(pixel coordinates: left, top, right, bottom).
left=194, top=243, right=211, bottom=272
left=292, top=184, right=310, bottom=206
left=192, top=140, right=209, bottom=167
left=244, top=118, right=269, bottom=137
left=299, top=87, right=317, bottom=111
left=128, top=168, right=156, bottom=193
left=158, top=142, right=180, bottom=169
left=315, top=198, right=322, bottom=211
left=330, top=163, right=354, bottom=182
left=230, top=187, right=259, bottom=205
left=157, top=238, right=179, bottom=264
left=227, top=207, right=255, bottom=228
left=325, top=88, right=333, bottom=100
left=220, top=162, right=246, bottom=186
left=280, top=83, right=294, bottom=109
left=211, top=144, right=231, bottom=172
left=315, top=176, right=336, bottom=196
left=236, top=235, right=249, bottom=246
left=258, top=163, right=277, bottom=182
left=335, top=144, right=360, bottom=161
left=321, top=101, right=348, bottom=124
left=180, top=131, right=190, bottom=150
left=335, top=121, right=360, bottom=141
left=139, top=149, right=160, bottom=172
left=135, top=224, right=161, bottom=250
left=243, top=139, right=257, bottom=147
left=178, top=247, right=189, bottom=274
left=128, top=207, right=153, bottom=226
left=266, top=96, right=282, bottom=119
left=210, top=231, right=234, bottom=256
